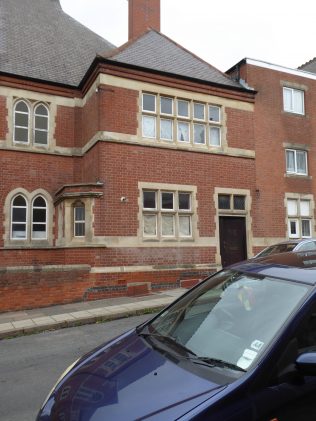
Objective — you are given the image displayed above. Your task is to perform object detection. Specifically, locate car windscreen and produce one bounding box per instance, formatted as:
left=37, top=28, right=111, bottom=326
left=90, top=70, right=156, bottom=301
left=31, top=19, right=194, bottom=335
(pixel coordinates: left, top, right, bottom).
left=258, top=243, right=297, bottom=257
left=146, top=270, right=309, bottom=373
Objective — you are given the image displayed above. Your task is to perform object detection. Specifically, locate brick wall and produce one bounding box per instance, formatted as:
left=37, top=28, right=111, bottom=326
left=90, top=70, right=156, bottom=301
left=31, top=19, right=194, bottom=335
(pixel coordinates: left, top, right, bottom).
left=93, top=142, right=255, bottom=237
left=98, top=85, right=138, bottom=135
left=241, top=63, right=316, bottom=238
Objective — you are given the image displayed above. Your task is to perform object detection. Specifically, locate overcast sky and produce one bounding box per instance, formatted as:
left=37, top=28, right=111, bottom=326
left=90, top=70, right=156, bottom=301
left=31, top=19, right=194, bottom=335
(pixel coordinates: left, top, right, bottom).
left=60, top=0, right=316, bottom=72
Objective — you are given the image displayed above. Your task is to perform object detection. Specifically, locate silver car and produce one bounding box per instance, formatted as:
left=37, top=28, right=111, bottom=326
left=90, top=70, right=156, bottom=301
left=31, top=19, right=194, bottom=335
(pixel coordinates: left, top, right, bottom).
left=255, top=239, right=316, bottom=258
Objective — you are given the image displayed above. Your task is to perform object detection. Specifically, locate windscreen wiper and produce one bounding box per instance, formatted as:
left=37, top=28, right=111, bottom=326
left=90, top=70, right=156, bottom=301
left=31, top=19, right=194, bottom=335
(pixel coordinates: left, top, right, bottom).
left=138, top=331, right=196, bottom=357
left=187, top=356, right=246, bottom=372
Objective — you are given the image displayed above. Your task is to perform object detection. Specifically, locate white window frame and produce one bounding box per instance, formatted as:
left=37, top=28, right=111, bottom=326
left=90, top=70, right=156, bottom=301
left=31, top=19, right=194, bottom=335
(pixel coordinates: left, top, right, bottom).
left=13, top=100, right=50, bottom=146
left=11, top=195, right=28, bottom=240
left=160, top=118, right=173, bottom=141
left=142, top=93, right=156, bottom=113
left=208, top=105, right=221, bottom=123
left=141, top=93, right=222, bottom=147
left=13, top=100, right=30, bottom=144
left=142, top=189, right=193, bottom=240
left=33, top=104, right=49, bottom=146
left=73, top=204, right=86, bottom=238
left=177, top=99, right=190, bottom=119
left=160, top=97, right=173, bottom=116
left=286, top=149, right=307, bottom=175
left=283, top=87, right=305, bottom=115
left=31, top=195, right=48, bottom=240
left=288, top=219, right=300, bottom=238
left=287, top=198, right=312, bottom=239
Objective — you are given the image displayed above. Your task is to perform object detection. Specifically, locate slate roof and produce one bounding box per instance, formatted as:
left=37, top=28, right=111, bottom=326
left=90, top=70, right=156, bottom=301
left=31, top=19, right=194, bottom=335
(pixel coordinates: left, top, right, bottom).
left=298, top=58, right=316, bottom=74
left=105, top=30, right=243, bottom=89
left=0, top=0, right=114, bottom=86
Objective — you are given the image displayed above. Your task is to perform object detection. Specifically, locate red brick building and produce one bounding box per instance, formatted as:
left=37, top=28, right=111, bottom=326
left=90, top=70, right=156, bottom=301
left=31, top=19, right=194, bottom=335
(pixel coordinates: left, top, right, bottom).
left=228, top=59, right=316, bottom=255
left=2, top=0, right=311, bottom=312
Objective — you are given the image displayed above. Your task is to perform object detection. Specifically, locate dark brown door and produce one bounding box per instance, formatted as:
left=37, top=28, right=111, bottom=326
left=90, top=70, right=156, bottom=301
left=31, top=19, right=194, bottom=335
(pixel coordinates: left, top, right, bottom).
left=219, top=216, right=247, bottom=267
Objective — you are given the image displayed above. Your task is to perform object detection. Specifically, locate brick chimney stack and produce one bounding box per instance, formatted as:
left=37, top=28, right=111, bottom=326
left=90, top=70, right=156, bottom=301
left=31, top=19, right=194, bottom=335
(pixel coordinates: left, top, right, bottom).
left=128, top=0, right=160, bottom=40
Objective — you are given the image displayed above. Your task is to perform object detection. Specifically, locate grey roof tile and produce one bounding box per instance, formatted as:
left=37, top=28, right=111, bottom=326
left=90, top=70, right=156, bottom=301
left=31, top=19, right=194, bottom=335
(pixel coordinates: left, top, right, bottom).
left=298, top=58, right=316, bottom=74
left=106, top=30, right=242, bottom=89
left=0, top=0, right=115, bottom=86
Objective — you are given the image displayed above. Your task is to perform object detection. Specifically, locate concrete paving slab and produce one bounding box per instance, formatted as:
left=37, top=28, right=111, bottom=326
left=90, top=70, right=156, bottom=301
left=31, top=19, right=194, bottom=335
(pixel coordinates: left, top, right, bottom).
left=0, top=323, right=14, bottom=332
left=32, top=317, right=58, bottom=326
left=51, top=314, right=76, bottom=322
left=12, top=320, right=36, bottom=329
left=69, top=311, right=94, bottom=319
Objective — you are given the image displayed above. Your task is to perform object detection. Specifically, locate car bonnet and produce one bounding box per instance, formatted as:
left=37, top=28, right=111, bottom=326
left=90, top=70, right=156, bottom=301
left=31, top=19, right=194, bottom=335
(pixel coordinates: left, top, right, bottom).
left=38, top=330, right=226, bottom=420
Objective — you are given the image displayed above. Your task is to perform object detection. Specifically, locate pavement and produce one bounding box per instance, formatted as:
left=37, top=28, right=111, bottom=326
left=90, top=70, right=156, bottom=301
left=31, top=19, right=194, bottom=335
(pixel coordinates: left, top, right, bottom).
left=0, top=288, right=187, bottom=340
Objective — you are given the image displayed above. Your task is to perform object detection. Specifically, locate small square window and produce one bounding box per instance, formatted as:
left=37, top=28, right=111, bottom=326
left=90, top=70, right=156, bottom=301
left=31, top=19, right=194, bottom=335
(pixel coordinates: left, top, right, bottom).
left=286, top=149, right=308, bottom=175
left=142, top=93, right=156, bottom=112
left=194, top=103, right=205, bottom=120
left=302, top=219, right=311, bottom=238
left=218, top=194, right=231, bottom=210
left=142, top=115, right=156, bottom=138
left=177, top=100, right=189, bottom=118
left=143, top=215, right=157, bottom=236
left=300, top=200, right=310, bottom=217
left=179, top=193, right=191, bottom=210
left=210, top=127, right=221, bottom=146
left=288, top=219, right=299, bottom=238
left=177, top=122, right=190, bottom=142
left=179, top=215, right=191, bottom=237
left=160, top=119, right=173, bottom=140
left=193, top=124, right=206, bottom=144
left=233, top=195, right=246, bottom=210
left=161, top=192, right=174, bottom=210
left=209, top=106, right=220, bottom=122
left=283, top=87, right=304, bottom=115
left=161, top=97, right=173, bottom=115
left=287, top=199, right=298, bottom=216
left=161, top=214, right=175, bottom=236
left=143, top=191, right=156, bottom=209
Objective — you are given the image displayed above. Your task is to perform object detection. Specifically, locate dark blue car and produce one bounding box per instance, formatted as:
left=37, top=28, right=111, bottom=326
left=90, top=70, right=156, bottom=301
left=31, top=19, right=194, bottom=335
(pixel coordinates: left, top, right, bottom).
left=37, top=252, right=316, bottom=420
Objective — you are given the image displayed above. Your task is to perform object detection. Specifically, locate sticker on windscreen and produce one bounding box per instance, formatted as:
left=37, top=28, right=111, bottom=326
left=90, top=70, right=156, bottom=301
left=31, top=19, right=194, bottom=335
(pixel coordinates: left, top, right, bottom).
left=237, top=349, right=258, bottom=369
left=251, top=340, right=264, bottom=351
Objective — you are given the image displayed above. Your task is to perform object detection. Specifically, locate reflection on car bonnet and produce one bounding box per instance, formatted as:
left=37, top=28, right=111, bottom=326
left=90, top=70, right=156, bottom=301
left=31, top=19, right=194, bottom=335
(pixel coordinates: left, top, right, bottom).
left=237, top=286, right=255, bottom=311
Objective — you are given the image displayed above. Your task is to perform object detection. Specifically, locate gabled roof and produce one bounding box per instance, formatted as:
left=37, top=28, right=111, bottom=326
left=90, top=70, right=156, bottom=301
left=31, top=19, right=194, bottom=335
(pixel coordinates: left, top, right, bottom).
left=105, top=30, right=244, bottom=90
left=298, top=58, right=316, bottom=74
left=0, top=0, right=114, bottom=86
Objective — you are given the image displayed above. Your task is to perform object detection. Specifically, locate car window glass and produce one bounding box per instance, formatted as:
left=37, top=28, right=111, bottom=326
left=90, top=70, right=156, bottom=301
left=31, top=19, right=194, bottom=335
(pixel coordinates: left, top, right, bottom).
left=149, top=271, right=309, bottom=372
left=298, top=242, right=316, bottom=252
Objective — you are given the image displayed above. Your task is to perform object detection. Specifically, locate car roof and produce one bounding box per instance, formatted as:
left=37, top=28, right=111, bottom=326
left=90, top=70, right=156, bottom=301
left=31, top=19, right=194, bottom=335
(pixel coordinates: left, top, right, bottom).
left=232, top=251, right=316, bottom=286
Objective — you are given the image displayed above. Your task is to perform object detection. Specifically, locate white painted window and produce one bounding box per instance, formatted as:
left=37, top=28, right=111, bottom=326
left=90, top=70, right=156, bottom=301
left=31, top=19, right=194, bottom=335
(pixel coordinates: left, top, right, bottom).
left=32, top=196, right=47, bottom=239
left=14, top=100, right=49, bottom=146
left=142, top=93, right=222, bottom=147
left=283, top=87, right=304, bottom=115
left=14, top=101, right=30, bottom=144
left=34, top=104, right=49, bottom=145
left=287, top=198, right=312, bottom=238
left=11, top=195, right=28, bottom=239
left=286, top=149, right=307, bottom=175
left=10, top=193, right=50, bottom=242
left=142, top=189, right=193, bottom=239
left=74, top=203, right=85, bottom=237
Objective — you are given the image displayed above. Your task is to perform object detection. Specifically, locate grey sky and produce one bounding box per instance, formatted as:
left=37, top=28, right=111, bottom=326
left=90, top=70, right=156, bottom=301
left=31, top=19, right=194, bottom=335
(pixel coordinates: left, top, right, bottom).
left=60, top=0, right=316, bottom=72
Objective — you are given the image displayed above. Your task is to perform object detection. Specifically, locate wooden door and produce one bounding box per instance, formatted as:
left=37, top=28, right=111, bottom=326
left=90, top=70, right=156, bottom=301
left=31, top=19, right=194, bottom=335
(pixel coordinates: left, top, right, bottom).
left=219, top=216, right=247, bottom=267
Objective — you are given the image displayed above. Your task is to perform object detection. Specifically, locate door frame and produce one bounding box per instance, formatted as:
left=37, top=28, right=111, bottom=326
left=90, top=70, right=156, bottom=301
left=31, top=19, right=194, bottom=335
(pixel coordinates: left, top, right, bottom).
left=214, top=188, right=252, bottom=268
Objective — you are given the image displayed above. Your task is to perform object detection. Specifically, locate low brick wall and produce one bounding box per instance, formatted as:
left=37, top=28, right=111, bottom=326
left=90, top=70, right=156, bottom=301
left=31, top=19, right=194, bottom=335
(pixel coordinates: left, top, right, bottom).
left=0, top=264, right=214, bottom=313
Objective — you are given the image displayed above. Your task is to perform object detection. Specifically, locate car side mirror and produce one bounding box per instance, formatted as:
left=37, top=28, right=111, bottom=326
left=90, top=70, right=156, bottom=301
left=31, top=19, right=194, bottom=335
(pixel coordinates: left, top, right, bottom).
left=296, top=352, right=316, bottom=376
